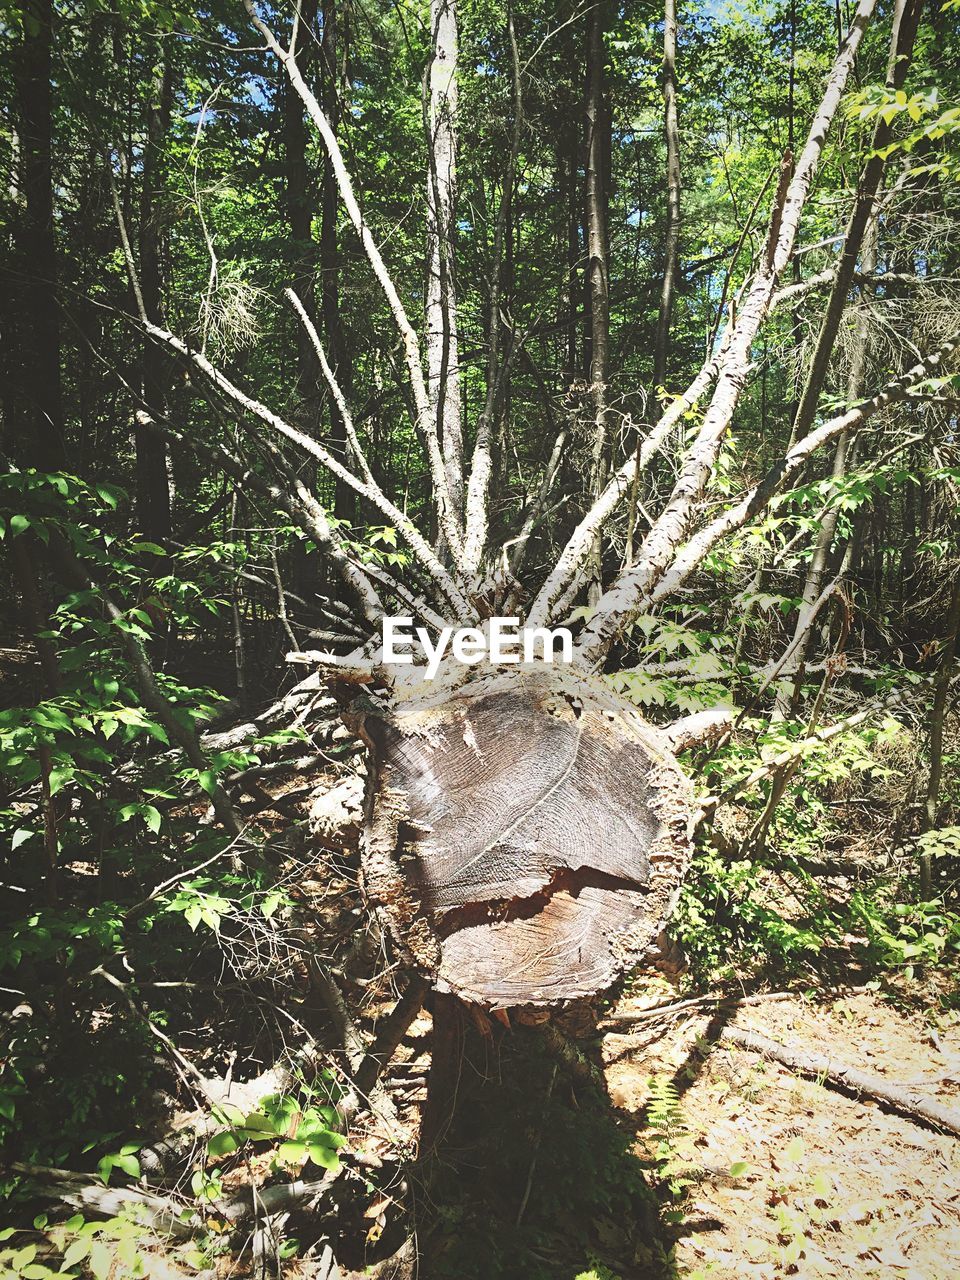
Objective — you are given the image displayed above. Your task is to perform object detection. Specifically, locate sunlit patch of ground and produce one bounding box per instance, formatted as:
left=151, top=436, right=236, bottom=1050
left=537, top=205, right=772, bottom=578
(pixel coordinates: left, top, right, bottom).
left=604, top=984, right=960, bottom=1279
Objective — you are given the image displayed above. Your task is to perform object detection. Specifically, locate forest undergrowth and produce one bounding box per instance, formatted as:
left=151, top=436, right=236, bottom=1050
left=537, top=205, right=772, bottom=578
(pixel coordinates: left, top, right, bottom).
left=1, top=472, right=959, bottom=1280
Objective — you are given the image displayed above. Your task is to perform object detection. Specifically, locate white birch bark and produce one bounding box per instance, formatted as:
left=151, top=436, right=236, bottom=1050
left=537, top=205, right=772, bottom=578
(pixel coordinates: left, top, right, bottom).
left=425, top=0, right=465, bottom=526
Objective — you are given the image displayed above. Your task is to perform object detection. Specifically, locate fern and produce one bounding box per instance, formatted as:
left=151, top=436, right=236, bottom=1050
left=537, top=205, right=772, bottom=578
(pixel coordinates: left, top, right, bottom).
left=645, top=1074, right=684, bottom=1137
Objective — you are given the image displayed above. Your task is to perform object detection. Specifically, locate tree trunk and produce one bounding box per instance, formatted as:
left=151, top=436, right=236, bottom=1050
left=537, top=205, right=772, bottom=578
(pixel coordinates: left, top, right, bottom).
left=626, top=0, right=680, bottom=565
left=584, top=1, right=611, bottom=605
left=774, top=221, right=878, bottom=717
left=346, top=667, right=692, bottom=1008
left=319, top=0, right=353, bottom=521
left=425, top=0, right=464, bottom=523
left=284, top=0, right=320, bottom=419
left=136, top=45, right=173, bottom=543
left=920, top=576, right=960, bottom=897
left=560, top=114, right=581, bottom=393
left=653, top=0, right=680, bottom=402
left=788, top=0, right=922, bottom=446
left=14, top=0, right=65, bottom=471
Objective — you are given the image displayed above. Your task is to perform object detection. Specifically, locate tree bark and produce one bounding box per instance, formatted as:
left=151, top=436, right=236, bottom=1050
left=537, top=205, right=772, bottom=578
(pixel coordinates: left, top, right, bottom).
left=626, top=0, right=681, bottom=566
left=788, top=0, right=923, bottom=447
left=136, top=45, right=174, bottom=542
left=13, top=0, right=65, bottom=471
left=284, top=0, right=320, bottom=414
left=584, top=0, right=611, bottom=605
left=425, top=0, right=464, bottom=526
left=319, top=0, right=353, bottom=521
left=653, top=0, right=680, bottom=402
left=774, top=220, right=879, bottom=717
left=920, top=575, right=960, bottom=897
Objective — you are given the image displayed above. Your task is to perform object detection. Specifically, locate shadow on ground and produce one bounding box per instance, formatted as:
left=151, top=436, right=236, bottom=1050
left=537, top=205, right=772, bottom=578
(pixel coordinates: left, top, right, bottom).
left=410, top=1010, right=691, bottom=1280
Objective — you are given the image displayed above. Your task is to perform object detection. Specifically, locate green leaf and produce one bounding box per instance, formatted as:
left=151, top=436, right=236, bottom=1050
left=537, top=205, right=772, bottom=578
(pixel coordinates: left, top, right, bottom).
left=307, top=1141, right=341, bottom=1170
left=94, top=485, right=118, bottom=509
left=48, top=767, right=74, bottom=796
left=207, top=1130, right=239, bottom=1159
left=89, top=1239, right=112, bottom=1280
left=10, top=514, right=30, bottom=537
left=261, top=891, right=282, bottom=920
left=197, top=769, right=218, bottom=796
left=784, top=1136, right=805, bottom=1163
left=11, top=829, right=34, bottom=850
left=142, top=805, right=162, bottom=834
left=728, top=1161, right=749, bottom=1178
left=277, top=1140, right=308, bottom=1164
left=61, top=1238, right=92, bottom=1269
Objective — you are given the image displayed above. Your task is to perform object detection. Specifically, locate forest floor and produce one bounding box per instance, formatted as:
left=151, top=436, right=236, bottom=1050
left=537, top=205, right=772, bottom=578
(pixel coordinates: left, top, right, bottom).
left=241, top=805, right=960, bottom=1280
left=264, top=960, right=960, bottom=1279
left=602, top=978, right=960, bottom=1280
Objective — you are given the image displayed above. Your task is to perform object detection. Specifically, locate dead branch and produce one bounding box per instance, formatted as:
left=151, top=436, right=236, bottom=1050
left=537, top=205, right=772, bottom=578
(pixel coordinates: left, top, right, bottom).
left=243, top=0, right=464, bottom=564
left=139, top=319, right=470, bottom=619
left=645, top=334, right=959, bottom=614
left=572, top=0, right=879, bottom=664
left=718, top=1024, right=960, bottom=1136
left=602, top=990, right=798, bottom=1026
left=694, top=695, right=903, bottom=826
left=12, top=1164, right=194, bottom=1239
left=663, top=707, right=734, bottom=752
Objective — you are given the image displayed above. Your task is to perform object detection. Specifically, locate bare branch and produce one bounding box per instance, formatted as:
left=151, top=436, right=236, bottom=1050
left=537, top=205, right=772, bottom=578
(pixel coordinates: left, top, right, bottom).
left=137, top=409, right=384, bottom=627
left=140, top=318, right=471, bottom=619
left=644, top=335, right=958, bottom=615
left=462, top=0, right=523, bottom=574
left=573, top=0, right=879, bottom=664
left=243, top=0, right=465, bottom=563
left=526, top=334, right=729, bottom=626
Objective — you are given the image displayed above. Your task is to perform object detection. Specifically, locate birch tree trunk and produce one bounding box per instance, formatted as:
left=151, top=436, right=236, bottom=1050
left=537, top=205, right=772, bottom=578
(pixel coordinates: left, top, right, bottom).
left=425, top=0, right=464, bottom=524
left=584, top=0, right=611, bottom=605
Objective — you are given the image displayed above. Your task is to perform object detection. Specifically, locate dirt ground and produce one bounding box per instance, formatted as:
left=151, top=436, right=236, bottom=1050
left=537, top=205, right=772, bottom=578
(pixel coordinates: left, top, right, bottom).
left=603, top=980, right=960, bottom=1279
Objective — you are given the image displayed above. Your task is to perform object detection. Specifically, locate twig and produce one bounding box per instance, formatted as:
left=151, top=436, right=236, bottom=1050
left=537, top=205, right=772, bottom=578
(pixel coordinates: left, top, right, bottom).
left=601, top=990, right=797, bottom=1026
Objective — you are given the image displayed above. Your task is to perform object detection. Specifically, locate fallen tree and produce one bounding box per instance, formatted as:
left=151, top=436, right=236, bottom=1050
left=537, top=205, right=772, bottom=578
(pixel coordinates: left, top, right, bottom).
left=101, top=0, right=953, bottom=1080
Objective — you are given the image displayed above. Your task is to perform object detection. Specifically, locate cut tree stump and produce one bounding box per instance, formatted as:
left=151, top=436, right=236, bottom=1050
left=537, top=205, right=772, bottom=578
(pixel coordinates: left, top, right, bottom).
left=345, top=666, right=693, bottom=1008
